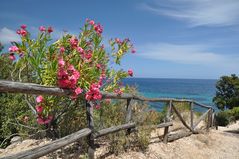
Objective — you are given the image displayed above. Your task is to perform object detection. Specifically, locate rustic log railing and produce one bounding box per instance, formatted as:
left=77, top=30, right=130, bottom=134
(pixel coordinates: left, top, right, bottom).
left=0, top=80, right=214, bottom=159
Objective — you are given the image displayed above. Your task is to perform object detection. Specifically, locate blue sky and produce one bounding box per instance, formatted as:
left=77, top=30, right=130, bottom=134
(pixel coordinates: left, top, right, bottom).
left=0, top=0, right=239, bottom=79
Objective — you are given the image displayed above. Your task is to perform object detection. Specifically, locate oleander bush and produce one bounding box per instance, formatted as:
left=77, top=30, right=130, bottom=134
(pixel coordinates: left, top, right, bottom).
left=0, top=20, right=164, bottom=155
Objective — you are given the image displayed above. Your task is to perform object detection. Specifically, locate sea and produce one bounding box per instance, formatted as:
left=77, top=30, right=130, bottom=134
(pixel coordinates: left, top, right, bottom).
left=123, top=78, right=218, bottom=112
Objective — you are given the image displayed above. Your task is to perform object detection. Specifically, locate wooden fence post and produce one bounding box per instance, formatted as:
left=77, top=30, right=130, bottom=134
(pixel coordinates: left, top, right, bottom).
left=125, top=99, right=132, bottom=122
left=163, top=100, right=172, bottom=143
left=125, top=99, right=132, bottom=134
left=212, top=111, right=215, bottom=127
left=86, top=101, right=95, bottom=159
left=190, top=102, right=194, bottom=130
left=207, top=108, right=212, bottom=131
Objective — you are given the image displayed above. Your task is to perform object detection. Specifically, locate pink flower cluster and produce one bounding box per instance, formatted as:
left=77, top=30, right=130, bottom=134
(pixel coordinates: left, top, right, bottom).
left=37, top=115, right=53, bottom=125
left=87, top=19, right=103, bottom=35
left=85, top=83, right=102, bottom=101
left=39, top=26, right=53, bottom=33
left=58, top=64, right=80, bottom=89
left=8, top=45, right=21, bottom=61
left=35, top=95, right=53, bottom=125
left=68, top=37, right=94, bottom=62
left=70, top=37, right=78, bottom=48
left=57, top=57, right=83, bottom=98
left=16, top=25, right=28, bottom=37
left=9, top=46, right=19, bottom=52
left=94, top=23, right=103, bottom=35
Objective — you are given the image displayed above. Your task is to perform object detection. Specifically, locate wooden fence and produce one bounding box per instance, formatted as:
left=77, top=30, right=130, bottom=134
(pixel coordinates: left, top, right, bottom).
left=0, top=80, right=214, bottom=159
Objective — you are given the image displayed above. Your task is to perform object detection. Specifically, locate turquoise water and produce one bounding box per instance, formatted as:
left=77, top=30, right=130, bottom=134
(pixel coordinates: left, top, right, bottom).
left=123, top=78, right=217, bottom=111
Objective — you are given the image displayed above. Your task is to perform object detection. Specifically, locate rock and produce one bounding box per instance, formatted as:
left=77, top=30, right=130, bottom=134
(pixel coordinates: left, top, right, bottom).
left=0, top=149, right=4, bottom=153
left=10, top=136, right=22, bottom=144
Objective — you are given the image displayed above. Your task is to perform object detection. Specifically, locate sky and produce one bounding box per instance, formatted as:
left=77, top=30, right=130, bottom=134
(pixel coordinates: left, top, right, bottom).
left=0, top=0, right=239, bottom=79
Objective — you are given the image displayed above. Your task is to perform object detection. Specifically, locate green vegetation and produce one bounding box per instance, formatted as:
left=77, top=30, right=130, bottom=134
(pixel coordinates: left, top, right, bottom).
left=213, top=74, right=239, bottom=110
left=0, top=40, right=163, bottom=155
left=215, top=106, right=239, bottom=126
left=212, top=74, right=239, bottom=126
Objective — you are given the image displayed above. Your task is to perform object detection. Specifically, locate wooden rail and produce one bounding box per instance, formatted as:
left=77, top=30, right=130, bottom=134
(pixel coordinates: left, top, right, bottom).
left=0, top=80, right=214, bottom=159
left=0, top=80, right=199, bottom=103
left=2, top=128, right=91, bottom=159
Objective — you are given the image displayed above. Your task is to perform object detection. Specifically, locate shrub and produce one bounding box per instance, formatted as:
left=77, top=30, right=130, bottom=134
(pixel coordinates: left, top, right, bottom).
left=0, top=20, right=165, bottom=155
left=215, top=106, right=239, bottom=126
left=231, top=106, right=239, bottom=120
left=213, top=74, right=239, bottom=110
left=215, top=111, right=230, bottom=126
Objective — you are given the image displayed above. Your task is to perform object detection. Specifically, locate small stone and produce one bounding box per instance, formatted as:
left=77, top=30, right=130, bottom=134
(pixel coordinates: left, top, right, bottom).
left=10, top=136, right=22, bottom=144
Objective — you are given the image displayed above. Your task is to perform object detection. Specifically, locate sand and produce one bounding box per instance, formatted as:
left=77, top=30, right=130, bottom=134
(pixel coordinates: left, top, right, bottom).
left=99, top=121, right=239, bottom=159
left=0, top=121, right=239, bottom=159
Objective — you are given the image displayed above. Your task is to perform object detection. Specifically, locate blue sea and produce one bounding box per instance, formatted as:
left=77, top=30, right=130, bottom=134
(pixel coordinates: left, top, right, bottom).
left=123, top=78, right=217, bottom=112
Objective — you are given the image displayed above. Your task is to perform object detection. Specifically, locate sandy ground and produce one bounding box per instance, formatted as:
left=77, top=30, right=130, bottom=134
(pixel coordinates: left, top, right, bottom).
left=0, top=121, right=239, bottom=159
left=99, top=121, right=239, bottom=159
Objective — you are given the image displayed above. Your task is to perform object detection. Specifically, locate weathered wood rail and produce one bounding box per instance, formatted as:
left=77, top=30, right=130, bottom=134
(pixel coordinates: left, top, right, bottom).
left=0, top=80, right=215, bottom=159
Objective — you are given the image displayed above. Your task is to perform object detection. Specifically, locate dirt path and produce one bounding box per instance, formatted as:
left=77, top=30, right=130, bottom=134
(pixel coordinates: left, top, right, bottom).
left=101, top=121, right=239, bottom=159
left=1, top=121, right=239, bottom=159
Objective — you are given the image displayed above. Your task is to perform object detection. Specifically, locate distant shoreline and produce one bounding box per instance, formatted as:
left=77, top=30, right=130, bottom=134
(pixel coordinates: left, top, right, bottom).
left=125, top=77, right=218, bottom=80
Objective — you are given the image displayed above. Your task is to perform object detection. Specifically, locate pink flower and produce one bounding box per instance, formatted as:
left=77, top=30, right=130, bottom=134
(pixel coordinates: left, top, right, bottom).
left=36, top=105, right=44, bottom=114
left=20, top=29, right=27, bottom=36
left=94, top=23, right=103, bottom=35
left=60, top=47, right=65, bottom=53
left=58, top=79, right=71, bottom=88
left=57, top=62, right=80, bottom=89
left=36, top=115, right=53, bottom=125
left=47, top=26, right=53, bottom=33
left=57, top=64, right=80, bottom=89
left=128, top=69, right=133, bottom=77
left=9, top=46, right=19, bottom=52
left=131, top=48, right=136, bottom=53
left=96, top=64, right=101, bottom=69
left=84, top=53, right=92, bottom=60
left=68, top=76, right=78, bottom=88
left=67, top=64, right=75, bottom=71
left=9, top=54, right=16, bottom=61
left=73, top=70, right=80, bottom=79
left=37, top=117, right=45, bottom=125
left=39, top=26, right=46, bottom=32
left=58, top=58, right=65, bottom=67
left=115, top=38, right=121, bottom=44
left=85, top=83, right=102, bottom=101
left=75, top=87, right=83, bottom=95
left=89, top=20, right=95, bottom=25
left=44, top=115, right=53, bottom=124
left=36, top=95, right=44, bottom=103
left=85, top=93, right=92, bottom=101
left=58, top=68, right=68, bottom=79
left=77, top=47, right=84, bottom=53
left=95, top=104, right=101, bottom=109
left=94, top=93, right=102, bottom=100
left=21, top=24, right=27, bottom=29
left=69, top=37, right=78, bottom=48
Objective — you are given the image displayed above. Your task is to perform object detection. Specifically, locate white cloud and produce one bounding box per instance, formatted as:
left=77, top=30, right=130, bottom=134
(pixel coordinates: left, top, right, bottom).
left=138, top=42, right=239, bottom=70
left=140, top=0, right=239, bottom=27
left=0, top=27, right=21, bottom=44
